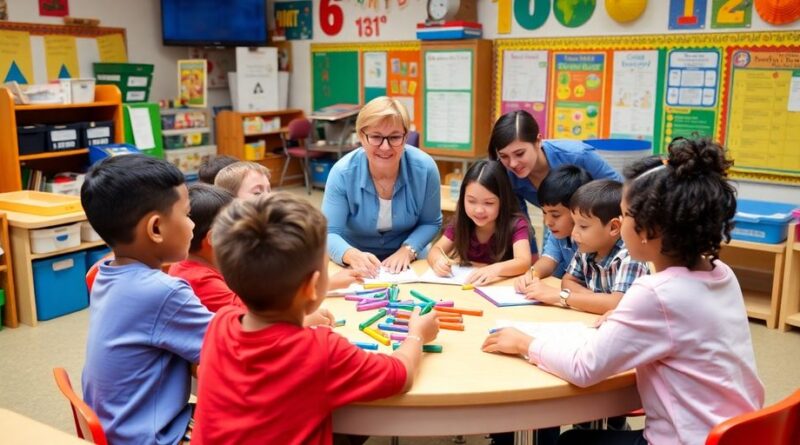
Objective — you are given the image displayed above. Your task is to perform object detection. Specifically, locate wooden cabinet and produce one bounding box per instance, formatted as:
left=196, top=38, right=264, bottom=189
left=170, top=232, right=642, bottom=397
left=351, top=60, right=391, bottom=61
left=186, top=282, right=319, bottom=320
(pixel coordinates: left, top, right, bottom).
left=720, top=239, right=785, bottom=329
left=779, top=223, right=800, bottom=332
left=215, top=109, right=305, bottom=187
left=0, top=85, right=124, bottom=193
left=0, top=212, right=17, bottom=327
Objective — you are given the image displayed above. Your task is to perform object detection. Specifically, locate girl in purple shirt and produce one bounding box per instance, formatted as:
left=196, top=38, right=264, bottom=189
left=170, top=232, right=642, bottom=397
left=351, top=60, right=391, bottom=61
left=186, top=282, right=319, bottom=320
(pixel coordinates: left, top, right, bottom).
left=427, top=160, right=533, bottom=286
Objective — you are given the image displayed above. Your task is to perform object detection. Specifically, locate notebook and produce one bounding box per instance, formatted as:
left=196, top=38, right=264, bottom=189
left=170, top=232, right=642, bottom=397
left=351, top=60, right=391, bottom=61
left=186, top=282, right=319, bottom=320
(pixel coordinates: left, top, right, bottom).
left=417, top=265, right=476, bottom=285
left=362, top=267, right=421, bottom=285
left=474, top=286, right=538, bottom=307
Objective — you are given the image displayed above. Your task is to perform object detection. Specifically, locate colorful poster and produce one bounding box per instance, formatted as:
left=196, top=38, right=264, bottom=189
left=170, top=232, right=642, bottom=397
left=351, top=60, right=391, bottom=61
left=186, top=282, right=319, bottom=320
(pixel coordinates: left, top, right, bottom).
left=39, top=0, right=68, bottom=17
left=43, top=35, right=79, bottom=80
left=97, top=34, right=127, bottom=63
left=188, top=47, right=234, bottom=88
left=725, top=49, right=800, bottom=175
left=178, top=59, right=207, bottom=107
left=610, top=50, right=660, bottom=141
left=0, top=30, right=34, bottom=84
left=273, top=1, right=313, bottom=40
left=501, top=50, right=549, bottom=135
left=551, top=53, right=606, bottom=140
left=424, top=50, right=473, bottom=149
left=664, top=108, right=716, bottom=142
left=363, top=51, right=387, bottom=102
left=669, top=0, right=708, bottom=30
left=386, top=50, right=421, bottom=131
left=666, top=50, right=720, bottom=108
left=553, top=0, right=596, bottom=28
left=711, top=0, right=753, bottom=29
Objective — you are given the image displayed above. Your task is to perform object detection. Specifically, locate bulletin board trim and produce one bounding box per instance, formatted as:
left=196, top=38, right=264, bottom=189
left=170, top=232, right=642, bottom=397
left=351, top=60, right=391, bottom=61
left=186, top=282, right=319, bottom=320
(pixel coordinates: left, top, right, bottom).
left=0, top=21, right=126, bottom=40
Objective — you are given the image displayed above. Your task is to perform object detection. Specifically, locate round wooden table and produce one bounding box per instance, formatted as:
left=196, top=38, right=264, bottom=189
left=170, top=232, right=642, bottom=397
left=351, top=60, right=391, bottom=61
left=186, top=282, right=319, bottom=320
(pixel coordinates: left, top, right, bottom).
left=326, top=262, right=640, bottom=437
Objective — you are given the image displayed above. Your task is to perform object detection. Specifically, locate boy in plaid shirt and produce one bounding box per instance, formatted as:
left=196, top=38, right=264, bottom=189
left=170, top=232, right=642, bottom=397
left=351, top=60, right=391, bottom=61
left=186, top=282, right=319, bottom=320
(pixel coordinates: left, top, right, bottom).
left=521, top=179, right=649, bottom=315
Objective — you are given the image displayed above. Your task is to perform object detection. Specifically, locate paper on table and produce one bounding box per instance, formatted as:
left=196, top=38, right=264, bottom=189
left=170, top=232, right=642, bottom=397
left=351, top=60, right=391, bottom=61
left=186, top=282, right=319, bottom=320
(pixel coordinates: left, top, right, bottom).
left=474, top=286, right=537, bottom=307
left=494, top=319, right=597, bottom=343
left=418, top=265, right=476, bottom=285
left=326, top=283, right=364, bottom=297
left=363, top=267, right=420, bottom=285
left=128, top=107, right=155, bottom=149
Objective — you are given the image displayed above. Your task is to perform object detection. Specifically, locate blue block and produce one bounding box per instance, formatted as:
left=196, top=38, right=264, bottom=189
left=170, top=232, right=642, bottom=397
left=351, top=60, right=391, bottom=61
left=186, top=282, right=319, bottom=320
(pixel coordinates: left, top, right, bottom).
left=732, top=199, right=798, bottom=244
left=33, top=252, right=89, bottom=321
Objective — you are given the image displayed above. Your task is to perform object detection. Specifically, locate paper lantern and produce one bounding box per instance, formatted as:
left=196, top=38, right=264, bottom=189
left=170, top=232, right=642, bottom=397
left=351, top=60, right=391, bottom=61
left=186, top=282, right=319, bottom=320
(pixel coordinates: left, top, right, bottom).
left=605, top=0, right=648, bottom=23
left=755, top=0, right=800, bottom=25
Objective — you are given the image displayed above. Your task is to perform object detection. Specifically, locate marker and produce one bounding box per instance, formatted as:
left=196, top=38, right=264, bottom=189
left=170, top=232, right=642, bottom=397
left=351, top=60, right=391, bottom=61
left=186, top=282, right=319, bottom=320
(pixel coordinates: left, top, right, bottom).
left=392, top=343, right=444, bottom=353
left=434, top=300, right=455, bottom=307
left=362, top=326, right=391, bottom=346
left=488, top=327, right=504, bottom=334
left=461, top=284, right=474, bottom=290
left=378, top=323, right=409, bottom=333
left=356, top=288, right=388, bottom=296
left=410, top=289, right=435, bottom=304
left=435, top=306, right=483, bottom=317
left=438, top=316, right=463, bottom=324
left=352, top=341, right=379, bottom=350
left=389, top=333, right=407, bottom=341
left=356, top=300, right=389, bottom=311
left=420, top=302, right=435, bottom=315
left=387, top=303, right=416, bottom=311
left=364, top=282, right=390, bottom=289
left=334, top=319, right=346, bottom=327
left=389, top=286, right=399, bottom=302
left=345, top=295, right=370, bottom=302
left=439, top=322, right=465, bottom=331
left=386, top=317, right=409, bottom=326
left=358, top=309, right=387, bottom=330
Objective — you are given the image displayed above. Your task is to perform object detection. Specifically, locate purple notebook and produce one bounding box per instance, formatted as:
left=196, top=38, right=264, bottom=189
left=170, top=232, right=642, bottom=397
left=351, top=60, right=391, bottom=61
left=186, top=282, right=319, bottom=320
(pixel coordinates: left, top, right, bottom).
left=474, top=286, right=538, bottom=307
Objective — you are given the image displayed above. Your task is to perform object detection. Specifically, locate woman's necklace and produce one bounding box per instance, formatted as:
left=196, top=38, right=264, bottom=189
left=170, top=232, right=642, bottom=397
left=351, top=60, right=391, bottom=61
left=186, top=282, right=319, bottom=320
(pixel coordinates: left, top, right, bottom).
left=374, top=177, right=395, bottom=198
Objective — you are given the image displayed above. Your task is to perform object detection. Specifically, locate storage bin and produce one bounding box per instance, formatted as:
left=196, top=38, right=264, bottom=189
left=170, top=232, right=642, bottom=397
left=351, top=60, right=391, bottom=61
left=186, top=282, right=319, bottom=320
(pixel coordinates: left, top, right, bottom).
left=45, top=173, right=85, bottom=196
left=732, top=199, right=799, bottom=244
left=66, top=78, right=96, bottom=104
left=80, top=221, right=103, bottom=242
left=163, top=132, right=209, bottom=149
left=583, top=139, right=652, bottom=175
left=30, top=222, right=82, bottom=254
left=82, top=121, right=114, bottom=147
left=47, top=123, right=82, bottom=151
left=310, top=157, right=336, bottom=187
left=32, top=251, right=89, bottom=321
left=244, top=140, right=266, bottom=161
left=164, top=145, right=217, bottom=178
left=85, top=246, right=112, bottom=273
left=93, top=63, right=154, bottom=103
left=17, top=125, right=48, bottom=155
left=0, top=191, right=81, bottom=216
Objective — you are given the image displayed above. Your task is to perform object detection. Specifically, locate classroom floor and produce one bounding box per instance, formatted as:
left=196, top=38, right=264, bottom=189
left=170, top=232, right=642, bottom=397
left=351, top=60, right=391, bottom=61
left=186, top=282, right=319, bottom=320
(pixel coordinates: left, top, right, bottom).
left=1, top=185, right=798, bottom=444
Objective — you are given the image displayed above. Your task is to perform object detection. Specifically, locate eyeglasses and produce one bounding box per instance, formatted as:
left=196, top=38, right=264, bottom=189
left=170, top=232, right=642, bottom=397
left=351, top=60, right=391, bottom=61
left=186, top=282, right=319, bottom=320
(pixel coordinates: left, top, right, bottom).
left=362, top=131, right=406, bottom=148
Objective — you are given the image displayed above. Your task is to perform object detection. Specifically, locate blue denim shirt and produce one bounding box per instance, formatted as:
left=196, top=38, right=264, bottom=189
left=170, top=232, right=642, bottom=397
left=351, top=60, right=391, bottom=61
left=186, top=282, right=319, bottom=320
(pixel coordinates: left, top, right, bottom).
left=322, top=146, right=442, bottom=264
left=541, top=231, right=576, bottom=279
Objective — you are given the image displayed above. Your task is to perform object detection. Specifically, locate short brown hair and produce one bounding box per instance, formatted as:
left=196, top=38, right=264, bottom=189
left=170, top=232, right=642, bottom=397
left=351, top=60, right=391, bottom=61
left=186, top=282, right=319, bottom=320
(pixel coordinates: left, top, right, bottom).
left=213, top=161, right=270, bottom=195
left=198, top=155, right=238, bottom=184
left=569, top=179, right=623, bottom=225
left=212, top=192, right=327, bottom=311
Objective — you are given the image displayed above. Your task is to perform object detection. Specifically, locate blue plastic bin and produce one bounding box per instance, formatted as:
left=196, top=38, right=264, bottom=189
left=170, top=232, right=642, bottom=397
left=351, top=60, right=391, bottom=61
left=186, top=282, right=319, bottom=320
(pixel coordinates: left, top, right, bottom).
left=85, top=246, right=112, bottom=273
left=33, top=251, right=89, bottom=321
left=310, top=157, right=336, bottom=188
left=583, top=139, right=652, bottom=174
left=732, top=199, right=799, bottom=244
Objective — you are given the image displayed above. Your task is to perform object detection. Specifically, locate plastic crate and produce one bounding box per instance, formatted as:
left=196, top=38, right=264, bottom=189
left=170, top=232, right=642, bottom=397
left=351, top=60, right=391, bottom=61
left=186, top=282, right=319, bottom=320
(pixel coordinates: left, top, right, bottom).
left=46, top=123, right=82, bottom=151
left=310, top=157, right=336, bottom=187
left=33, top=251, right=89, bottom=321
left=583, top=139, right=652, bottom=175
left=82, top=121, right=114, bottom=147
left=17, top=125, right=47, bottom=155
left=93, top=63, right=154, bottom=103
left=732, top=199, right=799, bottom=244
left=164, top=132, right=209, bottom=149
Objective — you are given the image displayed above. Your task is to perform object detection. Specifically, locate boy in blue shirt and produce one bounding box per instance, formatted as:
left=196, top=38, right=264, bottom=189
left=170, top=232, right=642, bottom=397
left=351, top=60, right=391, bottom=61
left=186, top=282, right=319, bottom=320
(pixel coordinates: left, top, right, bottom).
left=80, top=155, right=213, bottom=445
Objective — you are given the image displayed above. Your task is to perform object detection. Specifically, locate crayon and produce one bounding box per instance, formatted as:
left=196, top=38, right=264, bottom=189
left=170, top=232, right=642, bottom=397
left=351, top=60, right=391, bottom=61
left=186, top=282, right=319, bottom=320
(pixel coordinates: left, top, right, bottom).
left=461, top=284, right=474, bottom=290
left=392, top=343, right=443, bottom=353
left=439, top=322, right=465, bottom=331
left=435, top=306, right=483, bottom=317
left=358, top=309, right=387, bottom=330
left=363, top=283, right=390, bottom=289
left=362, top=326, right=391, bottom=346
left=352, top=341, right=379, bottom=350
left=357, top=300, right=389, bottom=311
left=378, top=323, right=409, bottom=333
left=410, top=289, right=435, bottom=304
left=334, top=319, right=346, bottom=327
left=389, top=333, right=407, bottom=341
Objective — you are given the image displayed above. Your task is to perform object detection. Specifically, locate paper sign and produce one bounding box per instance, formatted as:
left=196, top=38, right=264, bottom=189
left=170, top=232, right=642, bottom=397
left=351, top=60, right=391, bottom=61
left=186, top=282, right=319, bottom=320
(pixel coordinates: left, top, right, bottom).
left=128, top=107, right=155, bottom=150
left=97, top=34, right=127, bottom=63
left=43, top=35, right=79, bottom=81
left=0, top=30, right=34, bottom=84
left=234, top=47, right=279, bottom=112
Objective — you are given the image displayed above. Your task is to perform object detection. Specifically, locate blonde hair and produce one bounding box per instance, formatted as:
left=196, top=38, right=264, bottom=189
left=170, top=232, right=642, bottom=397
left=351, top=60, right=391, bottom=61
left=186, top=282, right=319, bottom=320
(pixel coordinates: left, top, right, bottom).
left=213, top=161, right=270, bottom=195
left=212, top=193, right=327, bottom=311
left=355, top=96, right=410, bottom=135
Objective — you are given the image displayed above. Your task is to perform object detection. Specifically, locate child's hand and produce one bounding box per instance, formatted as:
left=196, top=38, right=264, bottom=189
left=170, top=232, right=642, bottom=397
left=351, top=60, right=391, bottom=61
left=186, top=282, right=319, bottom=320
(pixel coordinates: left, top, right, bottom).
left=328, top=268, right=363, bottom=290
left=514, top=273, right=533, bottom=293
left=482, top=328, right=533, bottom=357
left=431, top=256, right=453, bottom=277
left=303, top=308, right=335, bottom=327
left=344, top=249, right=381, bottom=278
left=523, top=279, right=560, bottom=305
left=382, top=246, right=414, bottom=274
left=407, top=307, right=439, bottom=344
left=592, top=310, right=614, bottom=328
left=465, top=264, right=502, bottom=286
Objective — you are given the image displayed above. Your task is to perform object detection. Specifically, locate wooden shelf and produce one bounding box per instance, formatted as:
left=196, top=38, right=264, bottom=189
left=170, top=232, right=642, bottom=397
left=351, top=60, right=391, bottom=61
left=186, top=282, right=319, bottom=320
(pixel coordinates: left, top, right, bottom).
left=162, top=127, right=210, bottom=136
left=743, top=290, right=772, bottom=320
left=30, top=240, right=106, bottom=260
left=18, top=148, right=89, bottom=161
left=794, top=242, right=800, bottom=252
left=15, top=100, right=118, bottom=111
left=244, top=127, right=288, bottom=137
left=0, top=264, right=7, bottom=272
left=785, top=313, right=800, bottom=328
left=724, top=239, right=785, bottom=253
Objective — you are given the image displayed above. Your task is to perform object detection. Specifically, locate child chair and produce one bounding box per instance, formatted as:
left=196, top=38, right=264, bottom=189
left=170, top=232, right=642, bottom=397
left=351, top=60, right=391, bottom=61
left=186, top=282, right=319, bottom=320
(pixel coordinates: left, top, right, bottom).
left=52, top=367, right=108, bottom=445
left=706, top=389, right=800, bottom=445
left=279, top=118, right=325, bottom=194
left=407, top=130, right=420, bottom=148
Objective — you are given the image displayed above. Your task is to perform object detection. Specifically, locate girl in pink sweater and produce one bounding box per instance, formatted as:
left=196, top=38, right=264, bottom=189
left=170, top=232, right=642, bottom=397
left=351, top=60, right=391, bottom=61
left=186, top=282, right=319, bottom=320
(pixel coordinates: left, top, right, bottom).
left=482, top=137, right=764, bottom=445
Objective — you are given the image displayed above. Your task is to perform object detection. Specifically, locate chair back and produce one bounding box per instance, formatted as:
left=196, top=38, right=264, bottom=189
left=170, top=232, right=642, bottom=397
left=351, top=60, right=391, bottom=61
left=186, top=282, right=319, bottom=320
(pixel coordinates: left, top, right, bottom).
left=706, top=389, right=800, bottom=445
left=287, top=118, right=312, bottom=141
left=53, top=368, right=108, bottom=445
left=407, top=130, right=420, bottom=148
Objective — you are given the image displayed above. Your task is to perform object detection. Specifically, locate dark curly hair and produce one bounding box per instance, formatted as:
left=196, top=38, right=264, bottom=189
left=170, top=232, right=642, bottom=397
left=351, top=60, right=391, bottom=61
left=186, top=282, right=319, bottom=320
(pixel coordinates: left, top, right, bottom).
left=623, top=137, right=736, bottom=269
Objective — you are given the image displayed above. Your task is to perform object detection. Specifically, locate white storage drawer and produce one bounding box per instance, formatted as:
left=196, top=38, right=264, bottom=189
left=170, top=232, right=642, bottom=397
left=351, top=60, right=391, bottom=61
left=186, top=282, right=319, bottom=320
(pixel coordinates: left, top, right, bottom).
left=30, top=222, right=82, bottom=254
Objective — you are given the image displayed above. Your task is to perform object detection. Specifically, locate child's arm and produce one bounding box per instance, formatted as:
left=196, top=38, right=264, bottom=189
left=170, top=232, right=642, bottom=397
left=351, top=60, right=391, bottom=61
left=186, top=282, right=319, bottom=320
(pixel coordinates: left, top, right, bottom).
left=465, top=239, right=532, bottom=285
left=327, top=268, right=363, bottom=290
left=427, top=237, right=455, bottom=277
left=559, top=274, right=624, bottom=314
left=390, top=307, right=440, bottom=392
left=514, top=256, right=557, bottom=292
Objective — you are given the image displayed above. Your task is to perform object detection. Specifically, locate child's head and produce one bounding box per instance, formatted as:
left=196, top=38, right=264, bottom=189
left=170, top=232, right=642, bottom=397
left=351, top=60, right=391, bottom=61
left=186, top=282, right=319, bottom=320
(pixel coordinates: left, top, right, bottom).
left=622, top=137, right=736, bottom=268
left=569, top=179, right=623, bottom=254
left=187, top=184, right=234, bottom=255
left=214, top=161, right=271, bottom=199
left=454, top=160, right=522, bottom=263
left=538, top=165, right=592, bottom=240
left=81, top=155, right=193, bottom=264
left=198, top=155, right=238, bottom=184
left=212, top=193, right=328, bottom=315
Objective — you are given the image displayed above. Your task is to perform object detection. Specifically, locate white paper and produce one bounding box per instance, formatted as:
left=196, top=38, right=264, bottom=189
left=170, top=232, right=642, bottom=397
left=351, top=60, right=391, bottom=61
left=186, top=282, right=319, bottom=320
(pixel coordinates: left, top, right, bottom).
left=128, top=107, right=155, bottom=150
left=418, top=265, right=476, bottom=286
left=610, top=50, right=658, bottom=139
left=789, top=76, right=800, bottom=112
left=494, top=320, right=597, bottom=343
left=363, top=267, right=421, bottom=285
left=326, top=283, right=364, bottom=297
left=363, top=51, right=387, bottom=89
left=502, top=50, right=548, bottom=103
left=425, top=91, right=471, bottom=144
left=426, top=51, right=472, bottom=91
left=76, top=38, right=100, bottom=78
left=394, top=96, right=415, bottom=123
left=235, top=47, right=279, bottom=112
left=475, top=286, right=536, bottom=306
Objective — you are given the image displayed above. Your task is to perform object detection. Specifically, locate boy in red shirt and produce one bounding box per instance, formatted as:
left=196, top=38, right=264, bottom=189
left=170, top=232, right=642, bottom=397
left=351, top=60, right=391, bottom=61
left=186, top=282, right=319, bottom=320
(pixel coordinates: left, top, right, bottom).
left=193, top=193, right=439, bottom=444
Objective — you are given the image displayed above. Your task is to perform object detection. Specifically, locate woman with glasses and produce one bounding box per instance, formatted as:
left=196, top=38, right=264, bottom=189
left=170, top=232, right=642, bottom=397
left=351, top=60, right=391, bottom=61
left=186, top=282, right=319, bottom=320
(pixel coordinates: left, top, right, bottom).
left=322, top=96, right=442, bottom=278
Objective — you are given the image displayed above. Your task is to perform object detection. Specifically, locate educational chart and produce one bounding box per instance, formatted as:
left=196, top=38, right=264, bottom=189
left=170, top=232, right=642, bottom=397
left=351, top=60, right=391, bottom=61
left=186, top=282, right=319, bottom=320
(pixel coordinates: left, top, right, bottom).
left=550, top=52, right=607, bottom=140
left=610, top=50, right=662, bottom=141
left=360, top=46, right=422, bottom=132
left=312, top=49, right=359, bottom=110
left=501, top=50, right=549, bottom=135
left=663, top=49, right=721, bottom=144
left=423, top=50, right=473, bottom=150
left=363, top=51, right=387, bottom=102
left=723, top=48, right=800, bottom=178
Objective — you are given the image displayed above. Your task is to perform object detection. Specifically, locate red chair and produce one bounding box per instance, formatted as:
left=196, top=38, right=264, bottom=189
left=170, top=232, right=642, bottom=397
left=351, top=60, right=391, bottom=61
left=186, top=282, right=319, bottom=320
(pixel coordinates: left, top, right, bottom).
left=706, top=389, right=800, bottom=445
left=53, top=367, right=108, bottom=445
left=279, top=118, right=325, bottom=194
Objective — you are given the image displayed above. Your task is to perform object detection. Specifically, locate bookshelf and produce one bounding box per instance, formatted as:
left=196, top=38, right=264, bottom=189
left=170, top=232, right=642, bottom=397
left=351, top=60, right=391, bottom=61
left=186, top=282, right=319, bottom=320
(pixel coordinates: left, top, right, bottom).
left=160, top=108, right=216, bottom=179
left=0, top=212, right=18, bottom=328
left=0, top=85, right=124, bottom=193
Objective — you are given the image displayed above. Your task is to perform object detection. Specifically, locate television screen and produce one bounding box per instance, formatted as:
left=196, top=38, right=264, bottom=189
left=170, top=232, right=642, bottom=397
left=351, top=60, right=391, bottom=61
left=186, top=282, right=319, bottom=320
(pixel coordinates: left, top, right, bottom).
left=161, top=0, right=268, bottom=47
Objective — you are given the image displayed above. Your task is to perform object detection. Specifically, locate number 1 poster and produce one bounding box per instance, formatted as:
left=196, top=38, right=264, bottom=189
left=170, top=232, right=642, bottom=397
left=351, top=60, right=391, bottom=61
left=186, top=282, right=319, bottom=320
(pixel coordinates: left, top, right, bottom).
left=550, top=52, right=607, bottom=140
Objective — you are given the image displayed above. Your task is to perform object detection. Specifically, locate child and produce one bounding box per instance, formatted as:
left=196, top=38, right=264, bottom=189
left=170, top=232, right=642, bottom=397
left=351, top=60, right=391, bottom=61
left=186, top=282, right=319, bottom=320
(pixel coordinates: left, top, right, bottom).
left=192, top=193, right=439, bottom=444
left=214, top=161, right=271, bottom=199
left=483, top=137, right=765, bottom=445
left=520, top=179, right=649, bottom=315
left=169, top=183, right=362, bottom=315
left=80, top=155, right=213, bottom=445
left=198, top=154, right=238, bottom=184
left=427, top=160, right=533, bottom=285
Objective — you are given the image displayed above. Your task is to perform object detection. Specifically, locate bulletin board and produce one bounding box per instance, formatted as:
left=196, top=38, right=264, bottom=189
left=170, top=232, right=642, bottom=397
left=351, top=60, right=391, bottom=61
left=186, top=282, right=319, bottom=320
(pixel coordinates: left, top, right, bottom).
left=311, top=41, right=423, bottom=133
left=495, top=31, right=800, bottom=185
left=0, top=21, right=127, bottom=85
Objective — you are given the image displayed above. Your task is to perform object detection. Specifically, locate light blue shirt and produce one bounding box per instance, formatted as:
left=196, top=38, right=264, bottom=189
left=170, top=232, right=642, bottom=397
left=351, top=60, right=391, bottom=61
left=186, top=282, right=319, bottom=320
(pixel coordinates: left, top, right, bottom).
left=322, top=146, right=442, bottom=264
left=82, top=261, right=212, bottom=445
left=541, top=231, right=577, bottom=279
